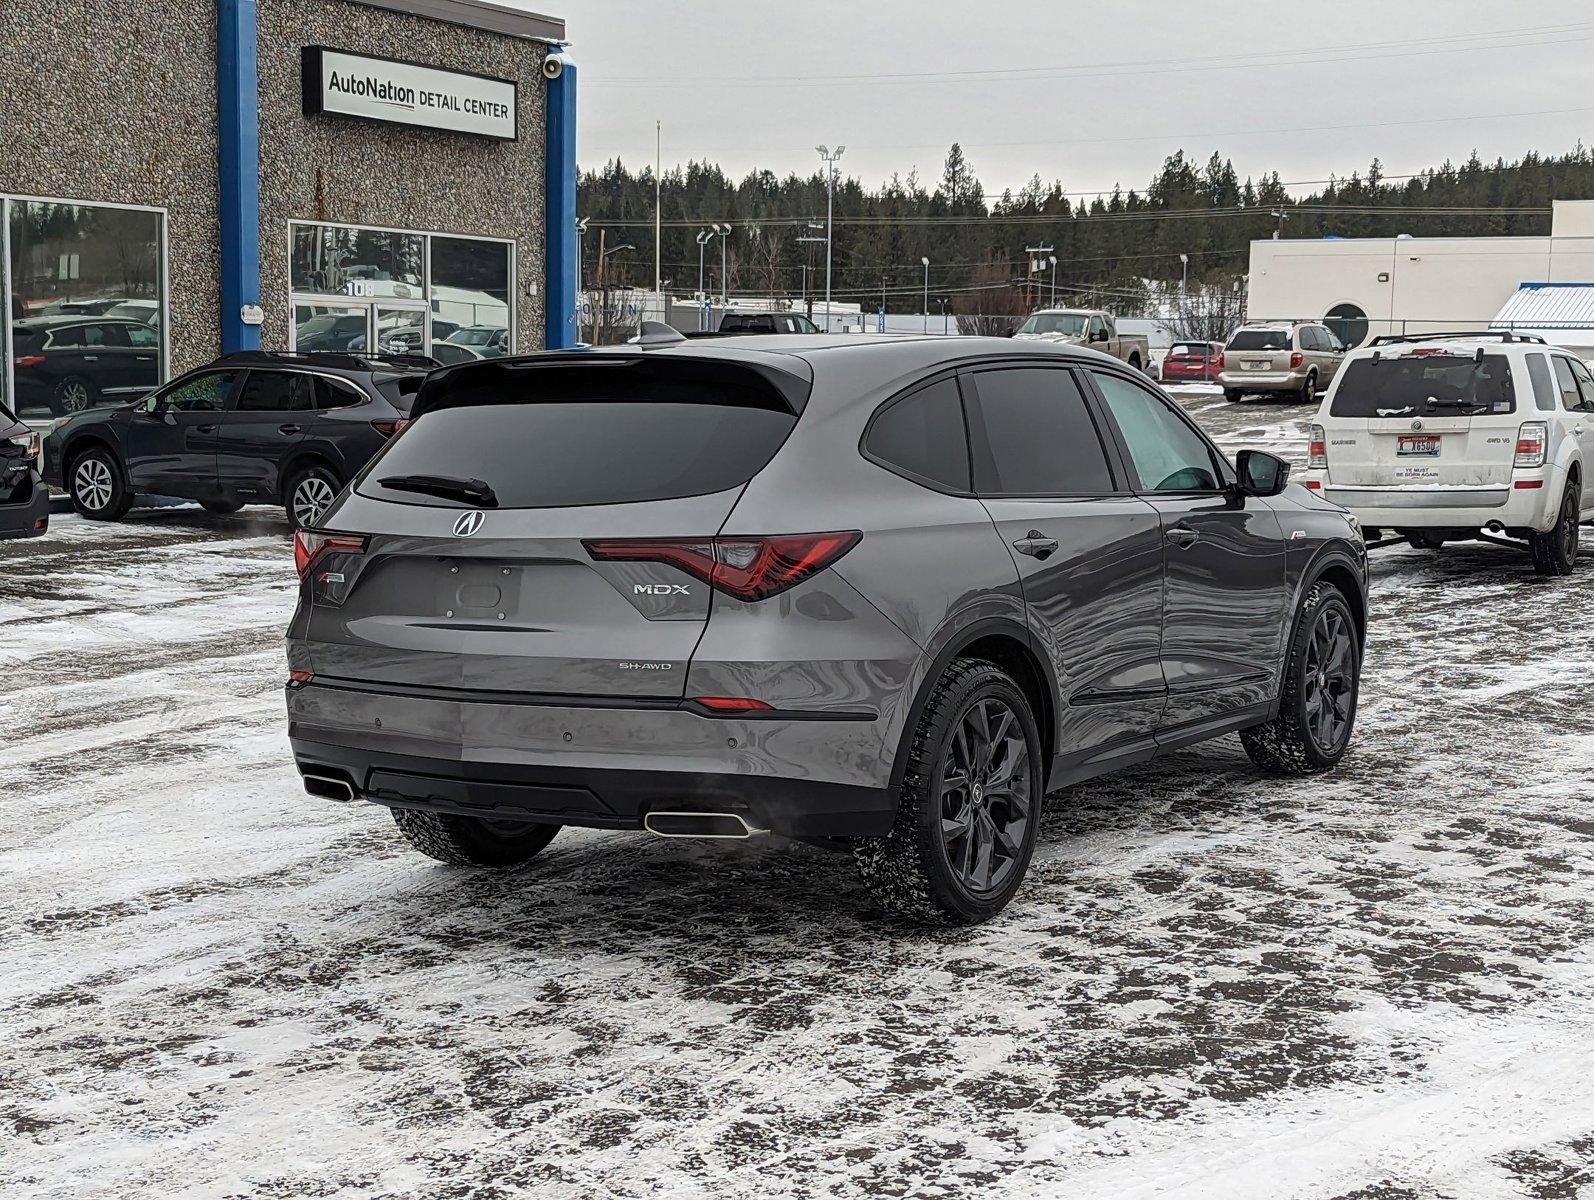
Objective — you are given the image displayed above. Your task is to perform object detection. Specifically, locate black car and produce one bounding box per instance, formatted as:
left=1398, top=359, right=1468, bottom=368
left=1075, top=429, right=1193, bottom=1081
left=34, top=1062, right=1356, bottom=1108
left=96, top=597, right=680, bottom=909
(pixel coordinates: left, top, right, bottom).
left=13, top=315, right=162, bottom=417
left=43, top=351, right=431, bottom=528
left=0, top=398, right=50, bottom=540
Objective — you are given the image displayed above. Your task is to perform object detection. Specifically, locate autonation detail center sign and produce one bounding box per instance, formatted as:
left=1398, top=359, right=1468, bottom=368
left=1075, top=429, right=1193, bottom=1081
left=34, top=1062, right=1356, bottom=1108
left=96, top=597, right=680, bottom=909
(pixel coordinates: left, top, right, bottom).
left=302, top=47, right=518, bottom=141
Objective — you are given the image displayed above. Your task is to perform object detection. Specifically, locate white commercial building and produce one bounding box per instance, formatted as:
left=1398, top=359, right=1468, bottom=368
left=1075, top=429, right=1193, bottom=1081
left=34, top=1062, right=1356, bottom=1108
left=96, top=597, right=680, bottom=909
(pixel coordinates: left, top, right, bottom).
left=1245, top=199, right=1594, bottom=353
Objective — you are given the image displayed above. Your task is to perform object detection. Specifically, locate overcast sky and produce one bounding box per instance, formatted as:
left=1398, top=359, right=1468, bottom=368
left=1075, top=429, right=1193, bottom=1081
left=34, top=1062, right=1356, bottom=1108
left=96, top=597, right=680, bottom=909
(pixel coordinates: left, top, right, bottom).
left=524, top=0, right=1594, bottom=200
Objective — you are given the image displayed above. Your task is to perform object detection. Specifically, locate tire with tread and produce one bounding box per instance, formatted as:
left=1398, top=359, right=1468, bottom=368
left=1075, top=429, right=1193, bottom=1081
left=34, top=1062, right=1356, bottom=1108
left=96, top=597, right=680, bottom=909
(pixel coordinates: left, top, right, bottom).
left=853, top=658, right=1042, bottom=925
left=1299, top=371, right=1317, bottom=405
left=1241, top=583, right=1360, bottom=776
left=1529, top=480, right=1580, bottom=576
left=391, top=808, right=560, bottom=867
left=1224, top=389, right=1243, bottom=404
left=68, top=444, right=134, bottom=521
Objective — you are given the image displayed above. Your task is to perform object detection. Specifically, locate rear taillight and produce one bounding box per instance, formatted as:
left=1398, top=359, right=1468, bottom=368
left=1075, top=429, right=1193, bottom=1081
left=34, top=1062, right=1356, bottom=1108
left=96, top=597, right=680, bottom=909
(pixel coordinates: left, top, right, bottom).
left=7, top=432, right=40, bottom=462
left=1308, top=424, right=1327, bottom=469
left=1289, top=351, right=1304, bottom=369
left=287, top=669, right=312, bottom=686
left=370, top=419, right=405, bottom=437
left=585, top=531, right=862, bottom=602
left=293, top=529, right=367, bottom=579
left=13, top=354, right=44, bottom=369
left=1515, top=422, right=1548, bottom=468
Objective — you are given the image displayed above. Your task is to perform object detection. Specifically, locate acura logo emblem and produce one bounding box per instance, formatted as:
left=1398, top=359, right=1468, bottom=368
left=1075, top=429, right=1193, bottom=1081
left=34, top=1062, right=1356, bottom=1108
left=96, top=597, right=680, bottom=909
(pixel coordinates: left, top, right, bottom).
left=1411, top=418, right=1424, bottom=431
left=452, top=510, right=485, bottom=537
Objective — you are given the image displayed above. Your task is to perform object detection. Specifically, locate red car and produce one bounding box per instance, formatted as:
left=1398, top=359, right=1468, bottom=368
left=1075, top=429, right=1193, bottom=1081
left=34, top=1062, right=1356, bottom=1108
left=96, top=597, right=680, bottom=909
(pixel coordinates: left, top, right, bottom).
left=1160, top=340, right=1224, bottom=383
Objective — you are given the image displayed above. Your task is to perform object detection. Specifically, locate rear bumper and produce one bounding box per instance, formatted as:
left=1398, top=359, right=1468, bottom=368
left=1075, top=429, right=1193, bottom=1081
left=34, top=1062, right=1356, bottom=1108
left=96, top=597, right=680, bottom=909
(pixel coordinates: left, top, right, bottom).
left=286, top=679, right=897, bottom=838
left=0, top=475, right=51, bottom=539
left=1218, top=368, right=1307, bottom=391
left=1309, top=474, right=1559, bottom=532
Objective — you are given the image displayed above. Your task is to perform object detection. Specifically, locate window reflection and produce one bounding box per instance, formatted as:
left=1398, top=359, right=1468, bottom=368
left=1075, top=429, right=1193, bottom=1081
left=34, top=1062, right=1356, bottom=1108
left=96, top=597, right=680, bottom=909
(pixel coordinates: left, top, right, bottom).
left=6, top=200, right=164, bottom=420
left=430, top=235, right=510, bottom=358
left=290, top=226, right=423, bottom=301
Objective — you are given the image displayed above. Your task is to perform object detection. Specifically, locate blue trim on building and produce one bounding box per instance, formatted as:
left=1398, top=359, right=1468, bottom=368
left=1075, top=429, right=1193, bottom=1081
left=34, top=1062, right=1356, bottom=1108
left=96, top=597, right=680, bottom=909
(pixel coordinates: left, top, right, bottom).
left=544, top=52, right=578, bottom=350
left=217, top=0, right=262, bottom=353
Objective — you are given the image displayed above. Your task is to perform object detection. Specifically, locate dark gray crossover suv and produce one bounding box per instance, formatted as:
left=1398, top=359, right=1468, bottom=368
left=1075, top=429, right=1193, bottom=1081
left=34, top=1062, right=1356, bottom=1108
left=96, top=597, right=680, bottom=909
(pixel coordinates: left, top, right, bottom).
left=286, top=334, right=1368, bottom=923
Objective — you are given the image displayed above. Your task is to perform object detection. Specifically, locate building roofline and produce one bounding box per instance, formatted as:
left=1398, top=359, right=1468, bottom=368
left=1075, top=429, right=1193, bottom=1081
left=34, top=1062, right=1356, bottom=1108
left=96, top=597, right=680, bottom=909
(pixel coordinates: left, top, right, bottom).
left=343, top=0, right=565, bottom=43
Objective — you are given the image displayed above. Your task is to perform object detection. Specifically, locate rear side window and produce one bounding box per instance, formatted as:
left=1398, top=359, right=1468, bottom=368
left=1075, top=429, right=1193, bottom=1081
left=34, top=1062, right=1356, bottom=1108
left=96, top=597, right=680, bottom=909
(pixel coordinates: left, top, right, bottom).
left=1569, top=358, right=1594, bottom=411
left=864, top=377, right=969, bottom=491
left=361, top=366, right=799, bottom=508
left=317, top=377, right=367, bottom=409
left=966, top=368, right=1114, bottom=495
left=1332, top=354, right=1515, bottom=418
left=1228, top=329, right=1290, bottom=351
left=237, top=371, right=314, bottom=413
left=1526, top=353, right=1558, bottom=412
left=1552, top=357, right=1589, bottom=411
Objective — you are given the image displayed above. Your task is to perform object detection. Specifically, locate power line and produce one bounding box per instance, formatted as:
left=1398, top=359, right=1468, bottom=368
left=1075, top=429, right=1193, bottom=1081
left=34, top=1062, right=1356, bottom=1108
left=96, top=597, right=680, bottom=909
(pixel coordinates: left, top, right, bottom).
left=585, top=21, right=1594, bottom=89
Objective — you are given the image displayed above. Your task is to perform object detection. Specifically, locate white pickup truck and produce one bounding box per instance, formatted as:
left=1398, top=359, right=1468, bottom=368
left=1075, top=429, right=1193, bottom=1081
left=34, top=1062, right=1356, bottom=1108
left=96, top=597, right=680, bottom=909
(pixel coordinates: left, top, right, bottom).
left=1012, top=308, right=1151, bottom=374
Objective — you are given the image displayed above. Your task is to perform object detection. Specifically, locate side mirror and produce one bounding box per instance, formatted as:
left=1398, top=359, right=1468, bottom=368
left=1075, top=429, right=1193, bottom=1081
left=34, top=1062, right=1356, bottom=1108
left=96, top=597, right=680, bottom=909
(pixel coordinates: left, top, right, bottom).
left=1091, top=328, right=1108, bottom=342
left=1236, top=449, right=1290, bottom=497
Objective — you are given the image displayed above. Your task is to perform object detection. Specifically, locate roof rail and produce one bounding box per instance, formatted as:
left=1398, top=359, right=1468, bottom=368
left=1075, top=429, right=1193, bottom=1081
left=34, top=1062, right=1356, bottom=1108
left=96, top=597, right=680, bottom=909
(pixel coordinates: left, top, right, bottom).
left=1367, top=331, right=1546, bottom=347
left=214, top=350, right=439, bottom=371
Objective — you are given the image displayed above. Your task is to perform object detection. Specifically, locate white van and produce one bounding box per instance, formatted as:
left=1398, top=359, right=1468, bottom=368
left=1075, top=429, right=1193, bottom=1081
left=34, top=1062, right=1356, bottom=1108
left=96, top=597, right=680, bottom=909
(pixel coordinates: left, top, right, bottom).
left=1302, top=333, right=1594, bottom=575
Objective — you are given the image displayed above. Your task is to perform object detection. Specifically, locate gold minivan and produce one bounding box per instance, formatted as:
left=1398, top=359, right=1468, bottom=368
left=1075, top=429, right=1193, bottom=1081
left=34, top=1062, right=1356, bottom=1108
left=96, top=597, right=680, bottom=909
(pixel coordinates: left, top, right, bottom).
left=1220, top=322, right=1346, bottom=403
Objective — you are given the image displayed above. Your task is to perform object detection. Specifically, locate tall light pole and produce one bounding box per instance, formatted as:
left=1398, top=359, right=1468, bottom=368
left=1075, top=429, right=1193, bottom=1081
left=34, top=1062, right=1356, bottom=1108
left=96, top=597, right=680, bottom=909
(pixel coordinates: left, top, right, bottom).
left=1179, top=252, right=1189, bottom=295
left=1048, top=254, right=1058, bottom=307
left=921, top=257, right=930, bottom=333
left=576, top=217, right=589, bottom=336
left=653, top=121, right=662, bottom=302
left=695, top=228, right=714, bottom=330
left=714, top=223, right=730, bottom=306
left=816, top=144, right=845, bottom=332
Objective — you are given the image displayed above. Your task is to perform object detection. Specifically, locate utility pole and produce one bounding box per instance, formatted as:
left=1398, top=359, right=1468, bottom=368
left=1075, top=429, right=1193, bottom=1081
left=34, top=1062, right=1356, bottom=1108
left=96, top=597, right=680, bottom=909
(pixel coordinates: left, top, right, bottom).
left=816, top=145, right=845, bottom=332
left=576, top=216, right=589, bottom=340
left=879, top=270, right=891, bottom=332
left=653, top=121, right=662, bottom=302
left=1048, top=254, right=1057, bottom=307
left=715, top=223, right=730, bottom=306
left=936, top=296, right=950, bottom=335
left=796, top=223, right=825, bottom=322
left=1025, top=244, right=1054, bottom=311
left=1270, top=208, right=1287, bottom=239
left=594, top=227, right=606, bottom=344
left=921, top=257, right=930, bottom=333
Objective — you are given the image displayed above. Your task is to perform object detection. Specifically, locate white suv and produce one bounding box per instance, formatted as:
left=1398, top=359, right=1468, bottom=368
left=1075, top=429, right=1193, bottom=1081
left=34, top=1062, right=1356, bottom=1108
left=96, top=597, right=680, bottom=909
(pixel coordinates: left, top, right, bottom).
left=1302, top=333, right=1594, bottom=574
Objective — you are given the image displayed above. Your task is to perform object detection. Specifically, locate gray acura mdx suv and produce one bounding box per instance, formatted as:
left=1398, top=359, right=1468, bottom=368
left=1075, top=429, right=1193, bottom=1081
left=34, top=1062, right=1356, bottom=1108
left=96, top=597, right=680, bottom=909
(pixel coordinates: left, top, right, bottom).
left=286, top=333, right=1368, bottom=924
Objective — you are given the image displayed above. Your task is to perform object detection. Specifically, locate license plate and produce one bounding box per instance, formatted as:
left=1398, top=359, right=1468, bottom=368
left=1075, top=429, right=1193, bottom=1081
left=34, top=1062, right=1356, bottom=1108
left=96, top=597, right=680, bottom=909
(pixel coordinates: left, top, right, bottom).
left=1245, top=361, right=1270, bottom=370
left=1397, top=435, right=1441, bottom=457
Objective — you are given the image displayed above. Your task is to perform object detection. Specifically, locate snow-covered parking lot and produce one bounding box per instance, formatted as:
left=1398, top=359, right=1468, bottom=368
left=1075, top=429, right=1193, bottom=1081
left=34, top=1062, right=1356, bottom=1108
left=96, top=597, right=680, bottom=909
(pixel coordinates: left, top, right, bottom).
left=4, top=390, right=1593, bottom=1199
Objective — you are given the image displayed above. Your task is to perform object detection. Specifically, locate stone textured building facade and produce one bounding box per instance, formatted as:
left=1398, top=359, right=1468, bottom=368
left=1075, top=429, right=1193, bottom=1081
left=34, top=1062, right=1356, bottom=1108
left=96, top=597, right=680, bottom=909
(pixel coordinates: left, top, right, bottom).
left=0, top=0, right=564, bottom=424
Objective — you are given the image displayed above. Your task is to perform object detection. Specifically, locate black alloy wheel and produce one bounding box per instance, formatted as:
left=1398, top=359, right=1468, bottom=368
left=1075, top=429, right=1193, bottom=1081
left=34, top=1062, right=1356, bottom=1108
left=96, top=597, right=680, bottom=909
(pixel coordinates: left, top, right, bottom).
left=1301, top=602, right=1357, bottom=756
left=938, top=695, right=1034, bottom=899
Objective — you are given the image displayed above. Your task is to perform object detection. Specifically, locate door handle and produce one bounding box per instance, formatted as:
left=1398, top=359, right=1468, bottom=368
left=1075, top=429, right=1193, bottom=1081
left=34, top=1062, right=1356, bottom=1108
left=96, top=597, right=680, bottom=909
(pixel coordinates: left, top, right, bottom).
left=196, top=424, right=217, bottom=434
left=278, top=424, right=303, bottom=435
left=1012, top=530, right=1058, bottom=560
left=1165, top=525, right=1199, bottom=547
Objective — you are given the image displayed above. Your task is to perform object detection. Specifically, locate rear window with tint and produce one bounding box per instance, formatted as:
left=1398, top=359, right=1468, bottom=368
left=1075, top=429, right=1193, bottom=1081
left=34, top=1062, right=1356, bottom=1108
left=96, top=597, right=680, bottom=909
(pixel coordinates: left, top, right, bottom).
left=1330, top=353, right=1515, bottom=418
left=1228, top=329, right=1290, bottom=351
left=360, top=386, right=798, bottom=508
left=1169, top=343, right=1210, bottom=357
left=720, top=315, right=775, bottom=333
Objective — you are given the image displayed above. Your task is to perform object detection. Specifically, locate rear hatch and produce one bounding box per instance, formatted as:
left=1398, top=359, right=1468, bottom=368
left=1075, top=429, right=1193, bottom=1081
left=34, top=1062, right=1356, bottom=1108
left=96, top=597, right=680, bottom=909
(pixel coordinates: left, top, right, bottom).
left=1225, top=328, right=1293, bottom=373
left=298, top=353, right=808, bottom=699
left=1323, top=350, right=1519, bottom=486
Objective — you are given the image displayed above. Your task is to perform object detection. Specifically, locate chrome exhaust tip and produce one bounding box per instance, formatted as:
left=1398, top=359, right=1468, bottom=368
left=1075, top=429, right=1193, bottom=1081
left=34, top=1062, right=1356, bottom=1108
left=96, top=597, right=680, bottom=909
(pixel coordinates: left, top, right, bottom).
left=302, top=772, right=357, bottom=803
left=643, top=810, right=766, bottom=839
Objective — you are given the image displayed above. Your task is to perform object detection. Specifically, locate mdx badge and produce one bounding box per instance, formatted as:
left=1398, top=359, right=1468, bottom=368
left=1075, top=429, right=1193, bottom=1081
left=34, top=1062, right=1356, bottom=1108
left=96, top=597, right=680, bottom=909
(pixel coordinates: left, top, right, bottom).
left=635, top=583, right=690, bottom=595
left=453, top=510, right=485, bottom=537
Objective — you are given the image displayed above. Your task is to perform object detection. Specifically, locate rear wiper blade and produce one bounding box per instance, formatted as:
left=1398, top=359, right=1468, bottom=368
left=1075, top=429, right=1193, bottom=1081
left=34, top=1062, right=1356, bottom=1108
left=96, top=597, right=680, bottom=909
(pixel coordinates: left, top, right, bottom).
left=1423, top=396, right=1486, bottom=410
left=377, top=473, right=498, bottom=507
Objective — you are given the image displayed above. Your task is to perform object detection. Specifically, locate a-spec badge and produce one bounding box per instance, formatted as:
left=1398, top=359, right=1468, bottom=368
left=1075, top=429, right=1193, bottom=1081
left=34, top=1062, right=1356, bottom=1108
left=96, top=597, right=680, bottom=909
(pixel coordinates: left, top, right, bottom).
left=453, top=510, right=485, bottom=538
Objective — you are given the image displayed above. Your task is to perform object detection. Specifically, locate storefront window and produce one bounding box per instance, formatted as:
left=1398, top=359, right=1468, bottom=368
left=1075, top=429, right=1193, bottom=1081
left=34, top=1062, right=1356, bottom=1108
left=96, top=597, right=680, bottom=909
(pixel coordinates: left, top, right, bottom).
left=5, top=199, right=165, bottom=422
left=289, top=223, right=512, bottom=361
left=290, top=225, right=423, bottom=302
left=430, top=236, right=511, bottom=358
